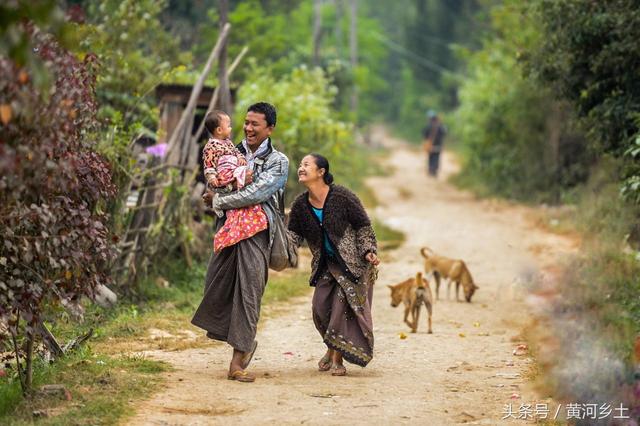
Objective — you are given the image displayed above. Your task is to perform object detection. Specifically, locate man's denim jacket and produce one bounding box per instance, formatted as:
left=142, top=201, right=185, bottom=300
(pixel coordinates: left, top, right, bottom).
left=212, top=138, right=289, bottom=249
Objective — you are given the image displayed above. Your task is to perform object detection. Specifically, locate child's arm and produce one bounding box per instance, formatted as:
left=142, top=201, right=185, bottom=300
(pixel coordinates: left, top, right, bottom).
left=203, top=142, right=222, bottom=188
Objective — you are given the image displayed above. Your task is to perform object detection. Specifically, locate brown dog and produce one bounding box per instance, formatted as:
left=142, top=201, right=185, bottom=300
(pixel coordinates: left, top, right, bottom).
left=387, top=272, right=433, bottom=333
left=420, top=247, right=479, bottom=302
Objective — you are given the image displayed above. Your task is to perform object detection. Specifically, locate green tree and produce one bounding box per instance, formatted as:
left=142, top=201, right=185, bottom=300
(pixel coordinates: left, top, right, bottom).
left=70, top=0, right=187, bottom=128
left=529, top=0, right=640, bottom=204
left=453, top=0, right=591, bottom=201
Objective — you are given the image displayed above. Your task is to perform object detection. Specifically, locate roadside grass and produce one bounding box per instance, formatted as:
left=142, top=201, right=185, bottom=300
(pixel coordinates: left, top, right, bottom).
left=0, top=346, right=167, bottom=425
left=0, top=258, right=313, bottom=425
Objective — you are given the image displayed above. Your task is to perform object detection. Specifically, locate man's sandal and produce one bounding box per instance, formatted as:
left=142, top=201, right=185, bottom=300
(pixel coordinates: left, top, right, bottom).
left=330, top=364, right=347, bottom=376
left=318, top=355, right=332, bottom=372
left=241, top=340, right=258, bottom=370
left=227, top=370, right=256, bottom=383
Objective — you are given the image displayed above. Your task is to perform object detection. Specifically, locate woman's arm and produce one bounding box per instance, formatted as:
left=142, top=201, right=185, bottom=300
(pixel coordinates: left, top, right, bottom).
left=345, top=191, right=378, bottom=258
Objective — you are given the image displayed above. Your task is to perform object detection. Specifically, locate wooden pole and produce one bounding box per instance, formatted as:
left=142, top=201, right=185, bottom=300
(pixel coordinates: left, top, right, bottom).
left=218, top=0, right=232, bottom=114
left=165, top=23, right=231, bottom=163
left=191, top=46, right=249, bottom=149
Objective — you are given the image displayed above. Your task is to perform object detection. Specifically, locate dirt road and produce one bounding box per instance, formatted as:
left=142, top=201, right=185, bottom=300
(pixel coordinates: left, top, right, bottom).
left=127, top=129, right=576, bottom=425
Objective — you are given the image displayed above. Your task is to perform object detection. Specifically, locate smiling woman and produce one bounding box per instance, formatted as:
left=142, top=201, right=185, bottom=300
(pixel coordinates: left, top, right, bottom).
left=288, top=153, right=379, bottom=376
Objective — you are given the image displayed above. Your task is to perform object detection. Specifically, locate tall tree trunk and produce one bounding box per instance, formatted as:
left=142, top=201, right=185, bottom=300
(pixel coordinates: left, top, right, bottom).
left=313, top=0, right=322, bottom=66
left=218, top=0, right=232, bottom=115
left=334, top=0, right=344, bottom=58
left=349, top=0, right=358, bottom=119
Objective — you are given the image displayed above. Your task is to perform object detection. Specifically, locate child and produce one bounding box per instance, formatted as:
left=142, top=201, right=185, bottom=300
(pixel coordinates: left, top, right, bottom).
left=202, top=110, right=268, bottom=252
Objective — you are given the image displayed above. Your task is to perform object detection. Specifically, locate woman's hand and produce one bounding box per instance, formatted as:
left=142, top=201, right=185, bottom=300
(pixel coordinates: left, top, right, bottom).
left=365, top=252, right=380, bottom=266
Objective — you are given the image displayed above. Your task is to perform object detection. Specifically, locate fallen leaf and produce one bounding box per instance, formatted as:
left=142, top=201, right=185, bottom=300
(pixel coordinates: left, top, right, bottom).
left=473, top=322, right=480, bottom=327
left=458, top=333, right=466, bottom=338
left=399, top=332, right=407, bottom=339
left=513, top=344, right=528, bottom=356
left=0, top=104, right=12, bottom=125
left=18, top=69, right=29, bottom=84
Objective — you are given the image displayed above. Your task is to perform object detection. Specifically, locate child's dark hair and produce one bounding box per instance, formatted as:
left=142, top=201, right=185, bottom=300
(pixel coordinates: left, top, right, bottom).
left=247, top=102, right=277, bottom=127
left=309, top=153, right=334, bottom=185
left=204, top=110, right=228, bottom=136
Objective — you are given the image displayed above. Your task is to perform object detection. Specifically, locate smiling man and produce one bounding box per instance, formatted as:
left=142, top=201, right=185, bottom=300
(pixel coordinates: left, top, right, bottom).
left=192, top=102, right=289, bottom=383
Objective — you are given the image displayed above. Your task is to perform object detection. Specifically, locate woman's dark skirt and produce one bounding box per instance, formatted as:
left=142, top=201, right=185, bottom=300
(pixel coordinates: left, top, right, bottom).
left=312, top=259, right=374, bottom=367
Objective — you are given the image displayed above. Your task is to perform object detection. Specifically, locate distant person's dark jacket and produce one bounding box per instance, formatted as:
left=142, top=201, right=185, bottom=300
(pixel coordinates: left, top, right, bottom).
left=422, top=120, right=447, bottom=152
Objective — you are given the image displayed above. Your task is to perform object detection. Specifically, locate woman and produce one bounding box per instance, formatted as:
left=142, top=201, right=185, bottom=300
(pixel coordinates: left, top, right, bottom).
left=288, top=154, right=380, bottom=376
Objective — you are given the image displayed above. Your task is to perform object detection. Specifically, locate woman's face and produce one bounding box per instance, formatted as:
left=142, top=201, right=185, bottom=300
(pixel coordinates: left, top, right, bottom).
left=298, top=155, right=325, bottom=186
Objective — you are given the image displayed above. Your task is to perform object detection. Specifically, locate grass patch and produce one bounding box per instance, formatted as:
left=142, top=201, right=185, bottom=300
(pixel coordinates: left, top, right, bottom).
left=373, top=219, right=405, bottom=251
left=0, top=346, right=167, bottom=425
left=525, top=162, right=640, bottom=405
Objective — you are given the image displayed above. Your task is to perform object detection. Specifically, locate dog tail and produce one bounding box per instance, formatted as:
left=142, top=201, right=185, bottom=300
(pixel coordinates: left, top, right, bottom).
left=420, top=247, right=433, bottom=259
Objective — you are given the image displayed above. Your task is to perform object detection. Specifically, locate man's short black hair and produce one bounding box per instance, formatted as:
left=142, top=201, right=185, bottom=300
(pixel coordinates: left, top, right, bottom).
left=204, top=110, right=228, bottom=136
left=247, top=102, right=277, bottom=127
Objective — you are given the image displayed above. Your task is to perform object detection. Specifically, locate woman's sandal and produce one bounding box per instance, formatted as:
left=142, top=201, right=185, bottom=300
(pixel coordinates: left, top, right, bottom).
left=318, top=355, right=332, bottom=372
left=241, top=340, right=258, bottom=370
left=227, top=369, right=256, bottom=383
left=330, top=364, right=347, bottom=376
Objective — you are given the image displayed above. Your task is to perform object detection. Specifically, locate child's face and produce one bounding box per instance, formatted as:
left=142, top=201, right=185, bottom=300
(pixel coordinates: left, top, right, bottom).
left=216, top=114, right=232, bottom=139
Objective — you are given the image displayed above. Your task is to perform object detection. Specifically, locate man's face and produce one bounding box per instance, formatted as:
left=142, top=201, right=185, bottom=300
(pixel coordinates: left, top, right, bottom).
left=243, top=110, right=273, bottom=150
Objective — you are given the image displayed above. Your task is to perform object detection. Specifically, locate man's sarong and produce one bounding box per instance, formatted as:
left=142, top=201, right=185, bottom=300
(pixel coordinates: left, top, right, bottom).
left=312, top=259, right=374, bottom=367
left=191, top=230, right=269, bottom=353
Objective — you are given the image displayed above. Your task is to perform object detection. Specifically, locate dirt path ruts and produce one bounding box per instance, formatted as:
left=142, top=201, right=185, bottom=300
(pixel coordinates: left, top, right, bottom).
left=126, top=127, right=576, bottom=425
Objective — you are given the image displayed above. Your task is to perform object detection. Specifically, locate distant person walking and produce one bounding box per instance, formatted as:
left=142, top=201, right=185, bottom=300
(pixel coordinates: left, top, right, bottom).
left=422, top=110, right=447, bottom=177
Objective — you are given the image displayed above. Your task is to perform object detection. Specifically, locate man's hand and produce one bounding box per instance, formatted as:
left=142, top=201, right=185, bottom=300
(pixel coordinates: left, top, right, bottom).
left=245, top=169, right=254, bottom=185
left=202, top=190, right=214, bottom=206
left=365, top=252, right=380, bottom=266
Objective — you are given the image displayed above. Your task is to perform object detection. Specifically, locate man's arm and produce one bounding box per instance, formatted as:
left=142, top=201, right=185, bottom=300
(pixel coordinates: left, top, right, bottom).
left=213, top=154, right=289, bottom=210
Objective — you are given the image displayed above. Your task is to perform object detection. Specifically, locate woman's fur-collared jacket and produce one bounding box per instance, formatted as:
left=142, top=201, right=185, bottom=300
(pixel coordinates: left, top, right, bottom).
left=287, top=184, right=377, bottom=286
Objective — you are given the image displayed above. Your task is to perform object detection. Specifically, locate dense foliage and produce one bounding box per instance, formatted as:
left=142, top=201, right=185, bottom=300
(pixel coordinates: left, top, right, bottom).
left=0, top=24, right=116, bottom=391
left=453, top=1, right=592, bottom=202
left=530, top=0, right=640, bottom=204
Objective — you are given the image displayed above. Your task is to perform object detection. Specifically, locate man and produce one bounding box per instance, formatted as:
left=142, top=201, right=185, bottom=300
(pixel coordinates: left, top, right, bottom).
left=422, top=110, right=447, bottom=177
left=192, top=102, right=289, bottom=383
